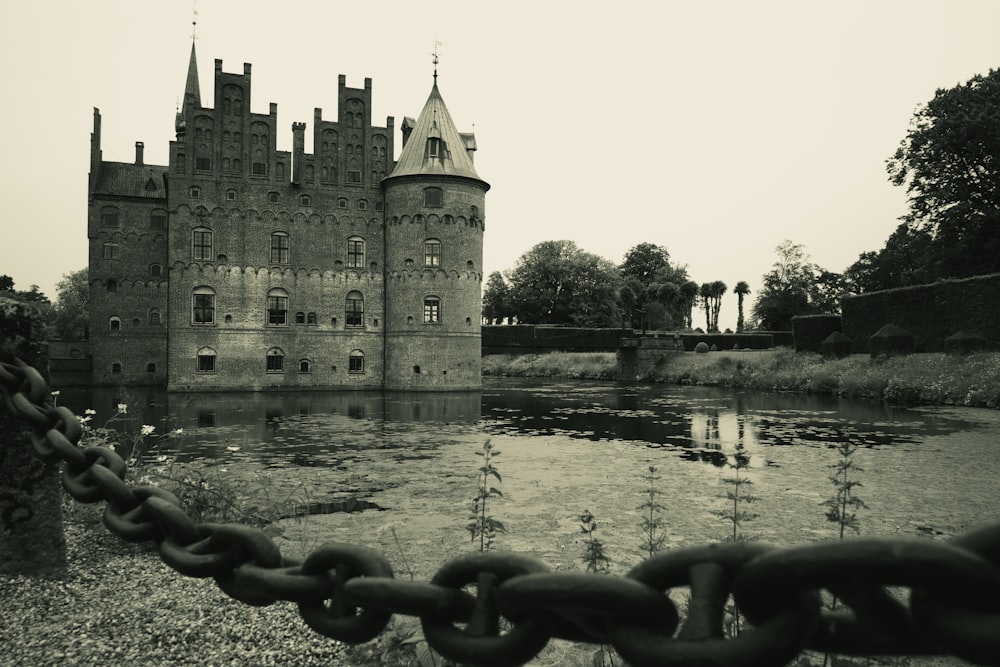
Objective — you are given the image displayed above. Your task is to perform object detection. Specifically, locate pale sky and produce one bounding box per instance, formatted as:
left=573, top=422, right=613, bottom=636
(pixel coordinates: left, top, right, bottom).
left=3, top=1, right=1000, bottom=331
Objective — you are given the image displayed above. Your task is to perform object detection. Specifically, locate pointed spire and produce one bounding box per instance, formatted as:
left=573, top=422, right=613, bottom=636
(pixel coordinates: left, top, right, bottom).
left=184, top=40, right=201, bottom=108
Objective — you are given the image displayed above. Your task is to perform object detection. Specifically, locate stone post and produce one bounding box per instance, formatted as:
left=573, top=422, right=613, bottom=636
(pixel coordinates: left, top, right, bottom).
left=0, top=297, right=67, bottom=577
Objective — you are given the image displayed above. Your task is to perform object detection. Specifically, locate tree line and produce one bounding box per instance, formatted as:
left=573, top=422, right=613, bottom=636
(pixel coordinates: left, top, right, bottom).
left=486, top=67, right=1000, bottom=332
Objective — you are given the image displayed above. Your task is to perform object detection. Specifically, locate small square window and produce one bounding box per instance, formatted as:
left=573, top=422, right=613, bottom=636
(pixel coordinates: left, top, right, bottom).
left=195, top=157, right=211, bottom=171
left=150, top=212, right=167, bottom=229
left=347, top=170, right=361, bottom=183
left=226, top=189, right=237, bottom=201
left=252, top=162, right=267, bottom=175
left=268, top=192, right=280, bottom=203
left=198, top=354, right=216, bottom=372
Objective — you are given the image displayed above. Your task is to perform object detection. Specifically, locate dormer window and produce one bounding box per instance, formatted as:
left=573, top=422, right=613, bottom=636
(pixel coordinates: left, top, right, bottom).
left=428, top=137, right=441, bottom=159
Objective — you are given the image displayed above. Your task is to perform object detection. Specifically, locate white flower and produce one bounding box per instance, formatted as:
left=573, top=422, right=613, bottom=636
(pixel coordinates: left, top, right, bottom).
left=171, top=428, right=184, bottom=436
left=85, top=409, right=97, bottom=415
left=155, top=455, right=169, bottom=463
left=51, top=390, right=60, bottom=397
left=225, top=445, right=240, bottom=452
left=116, top=403, right=128, bottom=414
left=140, top=425, right=156, bottom=437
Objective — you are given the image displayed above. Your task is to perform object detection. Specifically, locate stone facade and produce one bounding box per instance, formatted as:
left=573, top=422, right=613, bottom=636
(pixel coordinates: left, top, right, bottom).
left=88, top=45, right=487, bottom=391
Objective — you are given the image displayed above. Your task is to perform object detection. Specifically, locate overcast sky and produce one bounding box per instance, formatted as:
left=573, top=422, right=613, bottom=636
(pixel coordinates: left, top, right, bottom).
left=3, top=1, right=1000, bottom=330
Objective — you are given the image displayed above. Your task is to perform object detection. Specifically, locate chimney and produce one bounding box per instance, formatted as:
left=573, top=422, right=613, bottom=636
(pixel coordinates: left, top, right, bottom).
left=135, top=141, right=144, bottom=166
left=291, top=123, right=306, bottom=185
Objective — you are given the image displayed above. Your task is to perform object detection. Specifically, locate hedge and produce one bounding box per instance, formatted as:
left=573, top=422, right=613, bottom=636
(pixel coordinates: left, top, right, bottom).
left=841, top=273, right=1000, bottom=352
left=792, top=314, right=843, bottom=353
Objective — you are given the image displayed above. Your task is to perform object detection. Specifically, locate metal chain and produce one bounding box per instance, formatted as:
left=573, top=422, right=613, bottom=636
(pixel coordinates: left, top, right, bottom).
left=2, top=356, right=998, bottom=667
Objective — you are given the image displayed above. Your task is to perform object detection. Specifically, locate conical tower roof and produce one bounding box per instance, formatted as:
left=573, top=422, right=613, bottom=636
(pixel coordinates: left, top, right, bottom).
left=184, top=41, right=201, bottom=108
left=386, top=82, right=484, bottom=182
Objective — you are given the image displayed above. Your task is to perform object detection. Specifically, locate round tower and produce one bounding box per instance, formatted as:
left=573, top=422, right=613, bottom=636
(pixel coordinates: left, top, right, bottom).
left=382, top=80, right=489, bottom=390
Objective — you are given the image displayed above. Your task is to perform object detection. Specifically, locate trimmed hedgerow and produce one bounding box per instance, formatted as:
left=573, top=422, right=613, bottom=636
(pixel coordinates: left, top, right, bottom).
left=792, top=314, right=843, bottom=353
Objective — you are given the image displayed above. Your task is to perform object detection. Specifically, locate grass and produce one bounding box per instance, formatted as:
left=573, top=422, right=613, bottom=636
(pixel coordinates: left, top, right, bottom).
left=482, top=349, right=1000, bottom=408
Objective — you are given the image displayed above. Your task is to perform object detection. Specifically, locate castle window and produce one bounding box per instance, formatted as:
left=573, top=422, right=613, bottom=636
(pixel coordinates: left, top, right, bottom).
left=299, top=359, right=311, bottom=373
left=338, top=198, right=348, bottom=209
left=266, top=348, right=284, bottom=372
left=305, top=165, right=314, bottom=182
left=147, top=363, right=156, bottom=373
left=109, top=316, right=121, bottom=332
left=192, top=286, right=215, bottom=324
left=267, top=288, right=289, bottom=326
left=346, top=236, right=365, bottom=268
left=195, top=157, right=211, bottom=171
left=192, top=228, right=213, bottom=260
left=149, top=308, right=161, bottom=325
left=268, top=191, right=280, bottom=203
left=424, top=188, right=443, bottom=208
left=233, top=159, right=242, bottom=171
left=423, top=297, right=441, bottom=324
left=176, top=154, right=185, bottom=173
left=428, top=137, right=441, bottom=159
left=151, top=211, right=167, bottom=229
left=295, top=311, right=306, bottom=324
left=424, top=239, right=442, bottom=267
left=349, top=350, right=365, bottom=374
left=106, top=279, right=117, bottom=293
left=375, top=201, right=384, bottom=212
left=347, top=170, right=361, bottom=183
left=197, top=347, right=216, bottom=373
left=111, top=362, right=122, bottom=374
left=300, top=195, right=312, bottom=206
left=102, top=243, right=119, bottom=260
left=189, top=186, right=201, bottom=198
left=307, top=312, right=317, bottom=325
left=270, top=232, right=289, bottom=264
left=101, top=207, right=120, bottom=227
left=226, top=189, right=237, bottom=201
left=252, top=162, right=267, bottom=175
left=358, top=199, right=368, bottom=210
left=345, top=291, right=364, bottom=327
left=276, top=163, right=285, bottom=179
left=132, top=318, right=141, bottom=327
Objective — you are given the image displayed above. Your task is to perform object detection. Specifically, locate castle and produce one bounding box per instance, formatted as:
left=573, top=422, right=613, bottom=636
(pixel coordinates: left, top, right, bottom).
left=87, top=43, right=488, bottom=391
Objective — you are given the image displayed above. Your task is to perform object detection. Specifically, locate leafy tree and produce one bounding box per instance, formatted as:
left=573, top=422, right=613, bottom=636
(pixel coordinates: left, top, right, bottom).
left=619, top=243, right=689, bottom=331
left=699, top=281, right=727, bottom=332
left=482, top=271, right=511, bottom=324
left=844, top=224, right=935, bottom=293
left=0, top=275, right=50, bottom=305
left=734, top=281, right=751, bottom=332
left=752, top=241, right=840, bottom=331
left=51, top=268, right=89, bottom=339
left=680, top=280, right=699, bottom=329
left=887, top=68, right=1000, bottom=279
left=506, top=240, right=623, bottom=327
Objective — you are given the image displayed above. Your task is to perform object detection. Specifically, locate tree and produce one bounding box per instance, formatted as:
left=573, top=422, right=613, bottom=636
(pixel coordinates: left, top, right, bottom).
left=506, top=240, right=623, bottom=327
left=752, top=241, right=839, bottom=331
left=482, top=271, right=511, bottom=324
left=887, top=68, right=1000, bottom=279
left=0, top=276, right=49, bottom=305
left=699, top=281, right=727, bottom=333
left=734, top=281, right=750, bottom=332
left=680, top=281, right=699, bottom=329
left=844, top=224, right=934, bottom=293
left=619, top=243, right=689, bottom=331
left=51, top=269, right=89, bottom=339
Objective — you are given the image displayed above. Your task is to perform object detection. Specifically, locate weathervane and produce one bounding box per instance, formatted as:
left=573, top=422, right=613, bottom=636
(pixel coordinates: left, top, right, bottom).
left=191, top=1, right=199, bottom=41
left=432, top=40, right=442, bottom=83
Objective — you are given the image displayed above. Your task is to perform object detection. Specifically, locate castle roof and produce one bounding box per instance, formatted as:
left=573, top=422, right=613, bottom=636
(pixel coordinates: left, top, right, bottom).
left=386, top=82, right=484, bottom=183
left=184, top=41, right=201, bottom=108
left=93, top=162, right=168, bottom=199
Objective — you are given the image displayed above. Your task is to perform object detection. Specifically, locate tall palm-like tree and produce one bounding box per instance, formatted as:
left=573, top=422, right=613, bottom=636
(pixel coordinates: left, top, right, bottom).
left=734, top=281, right=751, bottom=333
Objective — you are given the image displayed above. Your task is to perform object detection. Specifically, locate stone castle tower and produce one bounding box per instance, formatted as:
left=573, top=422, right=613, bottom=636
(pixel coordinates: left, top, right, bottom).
left=87, top=42, right=488, bottom=391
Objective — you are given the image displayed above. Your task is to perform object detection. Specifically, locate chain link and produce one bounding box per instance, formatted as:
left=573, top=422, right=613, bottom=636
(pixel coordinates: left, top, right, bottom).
left=2, top=356, right=999, bottom=666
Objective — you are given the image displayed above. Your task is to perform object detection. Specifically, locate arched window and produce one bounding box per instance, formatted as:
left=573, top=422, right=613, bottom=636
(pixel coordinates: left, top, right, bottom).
left=295, top=311, right=306, bottom=324
left=345, top=291, right=364, bottom=327
left=349, top=350, right=365, bottom=374
left=106, top=279, right=117, bottom=293
left=189, top=186, right=201, bottom=198
left=307, top=312, right=317, bottom=325
left=299, top=359, right=311, bottom=373
left=149, top=308, right=161, bottom=325
left=197, top=346, right=216, bottom=373
left=424, top=239, right=442, bottom=267
left=424, top=187, right=443, bottom=208
left=109, top=316, right=121, bottom=332
left=192, top=227, right=213, bottom=260
left=270, top=232, right=289, bottom=263
left=150, top=264, right=162, bottom=277
left=147, top=362, right=156, bottom=373
left=267, top=191, right=280, bottom=203
left=338, top=197, right=348, bottom=209
left=347, top=236, right=365, bottom=268
left=358, top=199, right=368, bottom=210
left=100, top=206, right=120, bottom=227
left=266, top=347, right=284, bottom=372
left=192, top=286, right=215, bottom=324
left=267, top=288, right=288, bottom=326
left=423, top=296, right=441, bottom=324
left=300, top=194, right=312, bottom=206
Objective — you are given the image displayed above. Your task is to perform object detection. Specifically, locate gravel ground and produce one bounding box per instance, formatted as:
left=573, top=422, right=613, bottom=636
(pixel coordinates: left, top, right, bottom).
left=0, top=515, right=348, bottom=667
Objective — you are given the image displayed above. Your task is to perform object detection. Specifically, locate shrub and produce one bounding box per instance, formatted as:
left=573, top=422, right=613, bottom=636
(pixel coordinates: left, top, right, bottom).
left=695, top=342, right=710, bottom=354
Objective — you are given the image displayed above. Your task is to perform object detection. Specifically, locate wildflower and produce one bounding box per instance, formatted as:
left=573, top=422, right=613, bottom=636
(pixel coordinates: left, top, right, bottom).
left=171, top=428, right=184, bottom=436
left=85, top=409, right=97, bottom=415
left=155, top=455, right=169, bottom=463
left=140, top=425, right=156, bottom=437
left=226, top=445, right=240, bottom=452
left=117, top=403, right=128, bottom=414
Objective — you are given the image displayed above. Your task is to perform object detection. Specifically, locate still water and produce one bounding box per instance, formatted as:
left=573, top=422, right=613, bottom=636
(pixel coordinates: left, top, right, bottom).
left=58, top=378, right=1000, bottom=551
